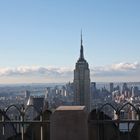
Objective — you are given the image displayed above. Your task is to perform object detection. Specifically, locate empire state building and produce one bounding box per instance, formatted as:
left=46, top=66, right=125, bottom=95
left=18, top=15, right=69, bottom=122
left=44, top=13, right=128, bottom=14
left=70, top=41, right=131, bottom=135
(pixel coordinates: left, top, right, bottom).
left=73, top=33, right=91, bottom=112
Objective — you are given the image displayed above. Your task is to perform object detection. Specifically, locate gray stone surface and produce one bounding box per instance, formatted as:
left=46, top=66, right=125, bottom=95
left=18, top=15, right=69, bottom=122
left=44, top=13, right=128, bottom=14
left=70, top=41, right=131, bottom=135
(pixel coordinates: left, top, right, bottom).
left=50, top=106, right=88, bottom=140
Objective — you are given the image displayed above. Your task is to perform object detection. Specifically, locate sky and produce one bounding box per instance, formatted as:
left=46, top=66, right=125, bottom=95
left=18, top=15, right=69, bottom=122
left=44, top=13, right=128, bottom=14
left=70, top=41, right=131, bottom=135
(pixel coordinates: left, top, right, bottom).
left=0, top=0, right=140, bottom=83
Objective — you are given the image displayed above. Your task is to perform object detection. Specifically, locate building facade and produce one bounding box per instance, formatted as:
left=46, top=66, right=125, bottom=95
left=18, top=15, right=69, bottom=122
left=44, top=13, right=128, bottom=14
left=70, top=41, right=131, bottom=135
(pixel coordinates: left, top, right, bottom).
left=73, top=34, right=91, bottom=112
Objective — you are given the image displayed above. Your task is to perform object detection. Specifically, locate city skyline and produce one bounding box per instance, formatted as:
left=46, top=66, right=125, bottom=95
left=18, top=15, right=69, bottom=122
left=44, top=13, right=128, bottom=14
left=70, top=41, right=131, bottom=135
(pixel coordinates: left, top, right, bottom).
left=0, top=0, right=140, bottom=83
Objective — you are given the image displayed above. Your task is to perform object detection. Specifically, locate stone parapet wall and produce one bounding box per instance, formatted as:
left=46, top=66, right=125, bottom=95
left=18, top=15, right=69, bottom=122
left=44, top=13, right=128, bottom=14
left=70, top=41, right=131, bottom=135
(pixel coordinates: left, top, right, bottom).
left=50, top=106, right=88, bottom=140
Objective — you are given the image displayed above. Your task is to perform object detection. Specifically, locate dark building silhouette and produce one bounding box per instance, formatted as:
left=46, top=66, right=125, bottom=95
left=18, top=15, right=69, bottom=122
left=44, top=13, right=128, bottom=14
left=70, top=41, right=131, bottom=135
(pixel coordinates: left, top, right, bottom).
left=25, top=90, right=30, bottom=100
left=91, top=82, right=97, bottom=99
left=110, top=82, right=114, bottom=93
left=73, top=32, right=91, bottom=112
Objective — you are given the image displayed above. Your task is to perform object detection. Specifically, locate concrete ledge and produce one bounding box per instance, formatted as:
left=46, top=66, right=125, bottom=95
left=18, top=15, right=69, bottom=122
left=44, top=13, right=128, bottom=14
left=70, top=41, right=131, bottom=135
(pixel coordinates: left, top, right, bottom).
left=56, top=106, right=85, bottom=110
left=50, top=106, right=88, bottom=140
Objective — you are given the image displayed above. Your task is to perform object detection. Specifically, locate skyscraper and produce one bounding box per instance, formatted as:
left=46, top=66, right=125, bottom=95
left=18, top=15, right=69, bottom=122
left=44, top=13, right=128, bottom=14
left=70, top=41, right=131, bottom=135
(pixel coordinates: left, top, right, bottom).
left=73, top=33, right=91, bottom=112
left=110, top=82, right=114, bottom=93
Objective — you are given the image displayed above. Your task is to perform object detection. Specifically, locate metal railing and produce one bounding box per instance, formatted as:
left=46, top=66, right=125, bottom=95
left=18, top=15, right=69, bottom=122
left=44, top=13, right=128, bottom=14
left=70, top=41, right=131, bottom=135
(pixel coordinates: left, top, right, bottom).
left=89, top=120, right=140, bottom=140
left=0, top=105, right=51, bottom=140
left=88, top=102, right=140, bottom=140
left=1, top=102, right=140, bottom=140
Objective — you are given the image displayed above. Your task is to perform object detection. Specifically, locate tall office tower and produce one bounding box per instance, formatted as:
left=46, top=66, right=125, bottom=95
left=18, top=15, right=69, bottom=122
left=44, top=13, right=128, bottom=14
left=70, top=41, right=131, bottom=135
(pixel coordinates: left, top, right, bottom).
left=73, top=33, right=91, bottom=112
left=110, top=82, right=114, bottom=93
left=91, top=82, right=97, bottom=98
left=25, top=90, right=30, bottom=99
left=122, top=83, right=128, bottom=92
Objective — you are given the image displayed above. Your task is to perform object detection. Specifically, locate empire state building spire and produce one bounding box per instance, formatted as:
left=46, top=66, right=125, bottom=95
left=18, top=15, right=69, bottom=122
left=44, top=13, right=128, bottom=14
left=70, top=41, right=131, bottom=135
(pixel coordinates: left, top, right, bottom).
left=74, top=32, right=91, bottom=112
left=79, top=31, right=85, bottom=61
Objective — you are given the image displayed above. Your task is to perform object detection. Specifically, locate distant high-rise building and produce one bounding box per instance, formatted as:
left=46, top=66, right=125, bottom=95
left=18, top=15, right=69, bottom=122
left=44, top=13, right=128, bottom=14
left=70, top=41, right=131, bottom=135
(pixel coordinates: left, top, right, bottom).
left=110, top=83, right=114, bottom=93
left=26, top=96, right=44, bottom=117
left=122, top=83, right=128, bottom=92
left=25, top=90, right=30, bottom=99
left=73, top=33, right=91, bottom=112
left=91, top=82, right=97, bottom=98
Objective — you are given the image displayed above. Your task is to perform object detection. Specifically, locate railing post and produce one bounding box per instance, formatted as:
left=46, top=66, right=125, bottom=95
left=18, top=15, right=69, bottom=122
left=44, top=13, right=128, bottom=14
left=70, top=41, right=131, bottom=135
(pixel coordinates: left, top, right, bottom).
left=2, top=110, right=5, bottom=136
left=21, top=106, right=25, bottom=140
left=116, top=110, right=120, bottom=140
left=97, top=109, right=100, bottom=140
left=128, top=122, right=130, bottom=140
left=40, top=111, right=43, bottom=140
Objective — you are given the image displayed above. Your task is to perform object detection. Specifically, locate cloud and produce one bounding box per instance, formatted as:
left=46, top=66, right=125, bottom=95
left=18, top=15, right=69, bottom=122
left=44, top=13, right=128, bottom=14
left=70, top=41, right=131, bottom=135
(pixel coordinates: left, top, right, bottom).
left=0, top=66, right=73, bottom=77
left=91, top=62, right=140, bottom=77
left=0, top=62, right=140, bottom=83
left=110, top=62, right=140, bottom=71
